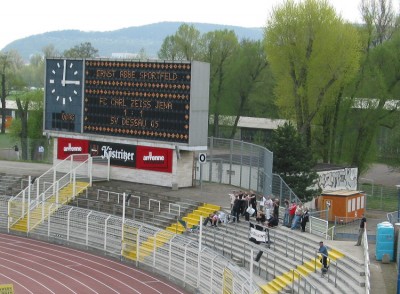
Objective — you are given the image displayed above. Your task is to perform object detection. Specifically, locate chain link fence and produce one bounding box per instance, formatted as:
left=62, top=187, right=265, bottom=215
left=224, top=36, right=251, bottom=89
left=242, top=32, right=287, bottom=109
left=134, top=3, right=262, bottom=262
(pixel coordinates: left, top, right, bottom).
left=0, top=138, right=53, bottom=163
left=358, top=181, right=398, bottom=211
left=196, top=137, right=273, bottom=195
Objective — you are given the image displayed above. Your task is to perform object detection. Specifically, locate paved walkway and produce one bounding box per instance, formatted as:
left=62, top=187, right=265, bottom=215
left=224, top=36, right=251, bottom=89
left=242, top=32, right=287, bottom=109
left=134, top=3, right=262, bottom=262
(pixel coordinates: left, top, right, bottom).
left=0, top=160, right=397, bottom=294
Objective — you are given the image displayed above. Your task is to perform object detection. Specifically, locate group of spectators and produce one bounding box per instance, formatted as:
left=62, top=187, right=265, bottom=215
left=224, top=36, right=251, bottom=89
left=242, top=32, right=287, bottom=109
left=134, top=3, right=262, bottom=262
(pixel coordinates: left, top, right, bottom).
left=226, top=190, right=311, bottom=232
left=202, top=190, right=312, bottom=234
left=228, top=191, right=280, bottom=228
left=282, top=200, right=310, bottom=232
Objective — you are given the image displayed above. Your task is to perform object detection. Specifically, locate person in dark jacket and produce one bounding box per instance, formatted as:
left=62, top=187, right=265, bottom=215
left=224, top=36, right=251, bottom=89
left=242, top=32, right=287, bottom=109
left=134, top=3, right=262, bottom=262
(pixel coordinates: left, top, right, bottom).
left=301, top=207, right=309, bottom=232
left=231, top=196, right=241, bottom=222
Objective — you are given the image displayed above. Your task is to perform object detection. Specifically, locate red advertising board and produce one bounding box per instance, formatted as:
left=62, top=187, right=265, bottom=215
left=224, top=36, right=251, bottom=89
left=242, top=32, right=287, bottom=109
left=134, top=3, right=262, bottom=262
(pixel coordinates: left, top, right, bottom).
left=136, top=146, right=173, bottom=173
left=57, top=137, right=172, bottom=173
left=57, top=137, right=89, bottom=159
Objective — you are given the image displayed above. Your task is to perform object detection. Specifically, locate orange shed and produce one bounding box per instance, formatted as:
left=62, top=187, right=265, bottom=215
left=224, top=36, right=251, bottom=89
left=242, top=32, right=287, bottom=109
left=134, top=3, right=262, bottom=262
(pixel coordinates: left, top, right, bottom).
left=316, top=190, right=366, bottom=222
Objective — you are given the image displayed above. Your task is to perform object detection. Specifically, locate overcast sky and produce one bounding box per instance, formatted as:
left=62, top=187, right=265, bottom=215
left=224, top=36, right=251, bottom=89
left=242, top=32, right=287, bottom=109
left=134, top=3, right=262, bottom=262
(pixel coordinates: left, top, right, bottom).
left=0, top=0, right=379, bottom=50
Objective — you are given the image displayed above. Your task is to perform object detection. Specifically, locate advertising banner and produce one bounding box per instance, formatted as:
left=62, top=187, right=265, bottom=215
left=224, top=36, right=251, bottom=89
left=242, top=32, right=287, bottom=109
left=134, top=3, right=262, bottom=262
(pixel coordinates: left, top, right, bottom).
left=89, top=141, right=136, bottom=168
left=57, top=137, right=172, bottom=173
left=57, top=137, right=89, bottom=160
left=136, top=146, right=173, bottom=173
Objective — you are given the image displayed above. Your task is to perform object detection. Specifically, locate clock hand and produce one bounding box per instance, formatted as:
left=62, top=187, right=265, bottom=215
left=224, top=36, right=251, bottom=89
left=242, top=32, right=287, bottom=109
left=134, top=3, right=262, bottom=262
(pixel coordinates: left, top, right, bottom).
left=64, top=80, right=81, bottom=85
left=62, top=59, right=66, bottom=86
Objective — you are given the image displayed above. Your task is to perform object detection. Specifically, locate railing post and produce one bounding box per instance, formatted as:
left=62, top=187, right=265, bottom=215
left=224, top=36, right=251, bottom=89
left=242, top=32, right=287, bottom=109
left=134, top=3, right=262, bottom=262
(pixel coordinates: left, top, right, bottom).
left=27, top=184, right=31, bottom=233
left=47, top=203, right=52, bottom=237
left=250, top=248, right=253, bottom=291
left=229, top=140, right=233, bottom=186
left=89, top=156, right=93, bottom=186
left=104, top=215, right=111, bottom=251
left=209, top=137, right=213, bottom=183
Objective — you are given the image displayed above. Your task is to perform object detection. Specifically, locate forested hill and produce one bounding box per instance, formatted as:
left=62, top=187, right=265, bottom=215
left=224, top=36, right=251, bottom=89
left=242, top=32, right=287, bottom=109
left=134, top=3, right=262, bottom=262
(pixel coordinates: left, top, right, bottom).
left=2, top=22, right=263, bottom=62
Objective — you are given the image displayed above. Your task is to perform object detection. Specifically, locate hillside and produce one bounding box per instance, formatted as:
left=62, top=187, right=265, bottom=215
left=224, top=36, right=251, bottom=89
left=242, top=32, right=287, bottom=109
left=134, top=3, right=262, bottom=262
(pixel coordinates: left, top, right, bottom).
left=1, top=22, right=263, bottom=62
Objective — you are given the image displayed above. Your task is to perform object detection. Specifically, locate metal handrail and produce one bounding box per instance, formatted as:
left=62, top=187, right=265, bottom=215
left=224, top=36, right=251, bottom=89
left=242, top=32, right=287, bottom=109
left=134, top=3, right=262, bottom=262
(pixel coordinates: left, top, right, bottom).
left=149, top=199, right=160, bottom=212
left=291, top=268, right=318, bottom=294
left=168, top=203, right=181, bottom=216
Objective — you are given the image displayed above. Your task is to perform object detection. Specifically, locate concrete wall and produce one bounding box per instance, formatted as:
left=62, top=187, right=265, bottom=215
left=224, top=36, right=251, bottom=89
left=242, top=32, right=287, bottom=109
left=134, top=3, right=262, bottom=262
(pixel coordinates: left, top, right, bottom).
left=53, top=140, right=195, bottom=188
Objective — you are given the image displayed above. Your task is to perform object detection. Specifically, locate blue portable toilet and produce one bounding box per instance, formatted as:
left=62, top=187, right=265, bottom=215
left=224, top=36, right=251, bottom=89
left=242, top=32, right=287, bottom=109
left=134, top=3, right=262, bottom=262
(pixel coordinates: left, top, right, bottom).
left=375, top=221, right=394, bottom=261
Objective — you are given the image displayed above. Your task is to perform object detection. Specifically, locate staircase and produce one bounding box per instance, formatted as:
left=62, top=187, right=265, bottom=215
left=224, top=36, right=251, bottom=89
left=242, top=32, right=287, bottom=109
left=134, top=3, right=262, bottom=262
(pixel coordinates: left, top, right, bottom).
left=10, top=181, right=89, bottom=232
left=262, top=248, right=345, bottom=293
left=166, top=203, right=220, bottom=234
left=122, top=202, right=221, bottom=261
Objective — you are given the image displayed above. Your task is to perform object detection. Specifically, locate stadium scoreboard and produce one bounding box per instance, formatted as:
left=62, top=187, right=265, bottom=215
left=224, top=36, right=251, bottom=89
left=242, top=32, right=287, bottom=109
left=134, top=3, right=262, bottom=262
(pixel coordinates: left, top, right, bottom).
left=44, top=58, right=210, bottom=147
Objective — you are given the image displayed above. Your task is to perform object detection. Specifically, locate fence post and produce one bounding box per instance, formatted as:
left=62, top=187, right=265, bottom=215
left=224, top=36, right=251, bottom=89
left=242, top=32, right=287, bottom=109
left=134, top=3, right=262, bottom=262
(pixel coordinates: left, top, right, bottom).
left=209, top=137, right=213, bottom=183
left=229, top=139, right=233, bottom=185
left=240, top=140, right=243, bottom=188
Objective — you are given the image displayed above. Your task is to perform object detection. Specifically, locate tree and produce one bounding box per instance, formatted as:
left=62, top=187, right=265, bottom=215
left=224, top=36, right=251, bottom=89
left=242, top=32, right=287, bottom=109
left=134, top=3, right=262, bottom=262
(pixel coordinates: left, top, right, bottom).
left=360, top=0, right=398, bottom=46
left=224, top=39, right=269, bottom=138
left=268, top=122, right=320, bottom=201
left=63, top=42, right=99, bottom=58
left=199, top=29, right=239, bottom=137
left=159, top=25, right=240, bottom=137
left=0, top=51, right=24, bottom=134
left=330, top=0, right=400, bottom=173
left=264, top=0, right=360, bottom=147
left=14, top=91, right=41, bottom=160
left=158, top=24, right=201, bottom=60
left=20, top=53, right=45, bottom=88
left=345, top=32, right=400, bottom=173
left=42, top=44, right=60, bottom=58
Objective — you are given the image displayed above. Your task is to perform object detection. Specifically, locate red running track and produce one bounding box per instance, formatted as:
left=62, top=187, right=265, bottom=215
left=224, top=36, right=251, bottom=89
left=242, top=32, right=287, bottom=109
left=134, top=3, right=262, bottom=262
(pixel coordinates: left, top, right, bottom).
left=0, top=233, right=189, bottom=294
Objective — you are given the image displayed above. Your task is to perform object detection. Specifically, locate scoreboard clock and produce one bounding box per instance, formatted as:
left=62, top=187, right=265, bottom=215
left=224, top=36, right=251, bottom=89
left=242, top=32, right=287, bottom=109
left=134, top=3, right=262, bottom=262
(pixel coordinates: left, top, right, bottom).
left=44, top=59, right=84, bottom=133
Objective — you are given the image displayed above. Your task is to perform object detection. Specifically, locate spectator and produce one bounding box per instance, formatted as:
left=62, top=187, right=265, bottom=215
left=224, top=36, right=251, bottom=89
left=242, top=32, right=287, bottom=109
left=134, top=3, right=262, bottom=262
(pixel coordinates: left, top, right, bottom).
left=264, top=195, right=273, bottom=219
left=355, top=214, right=367, bottom=246
left=256, top=210, right=266, bottom=225
left=229, top=191, right=237, bottom=209
left=283, top=199, right=290, bottom=227
left=288, top=201, right=297, bottom=228
left=273, top=199, right=279, bottom=219
left=248, top=192, right=257, bottom=217
left=217, top=211, right=227, bottom=224
left=204, top=212, right=218, bottom=227
left=230, top=196, right=241, bottom=223
left=291, top=203, right=303, bottom=230
left=14, top=144, right=20, bottom=160
left=288, top=200, right=297, bottom=228
left=266, top=215, right=279, bottom=228
left=318, top=241, right=329, bottom=270
left=301, top=207, right=309, bottom=232
left=238, top=192, right=246, bottom=216
left=259, top=194, right=267, bottom=212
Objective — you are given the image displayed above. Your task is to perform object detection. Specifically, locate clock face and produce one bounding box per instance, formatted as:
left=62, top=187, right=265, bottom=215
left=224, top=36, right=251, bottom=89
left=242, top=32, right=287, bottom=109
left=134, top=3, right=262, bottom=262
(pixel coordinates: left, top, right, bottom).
left=44, top=58, right=84, bottom=133
left=48, top=59, right=83, bottom=106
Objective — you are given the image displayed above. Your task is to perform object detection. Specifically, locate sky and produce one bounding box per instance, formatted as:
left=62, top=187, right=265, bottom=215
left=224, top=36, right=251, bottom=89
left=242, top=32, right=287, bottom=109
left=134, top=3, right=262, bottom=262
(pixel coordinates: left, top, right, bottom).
left=0, top=0, right=374, bottom=50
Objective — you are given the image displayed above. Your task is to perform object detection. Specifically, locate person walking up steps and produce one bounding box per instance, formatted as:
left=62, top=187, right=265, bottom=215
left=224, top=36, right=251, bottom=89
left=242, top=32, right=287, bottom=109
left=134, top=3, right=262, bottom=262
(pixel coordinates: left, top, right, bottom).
left=318, top=241, right=329, bottom=272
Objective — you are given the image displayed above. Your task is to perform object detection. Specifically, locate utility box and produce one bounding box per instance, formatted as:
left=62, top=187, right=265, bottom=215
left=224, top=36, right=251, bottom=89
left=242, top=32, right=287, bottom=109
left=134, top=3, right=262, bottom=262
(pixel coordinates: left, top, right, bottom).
left=376, top=222, right=394, bottom=261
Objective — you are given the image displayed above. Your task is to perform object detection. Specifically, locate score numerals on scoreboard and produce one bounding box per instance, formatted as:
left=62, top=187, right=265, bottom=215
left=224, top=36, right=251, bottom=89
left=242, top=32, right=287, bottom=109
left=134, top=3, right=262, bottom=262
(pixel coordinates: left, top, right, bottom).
left=83, top=60, right=192, bottom=143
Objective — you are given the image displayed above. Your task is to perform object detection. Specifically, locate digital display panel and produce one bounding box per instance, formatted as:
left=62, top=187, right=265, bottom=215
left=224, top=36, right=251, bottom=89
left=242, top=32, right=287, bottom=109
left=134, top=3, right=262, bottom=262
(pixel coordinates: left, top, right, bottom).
left=83, top=60, right=192, bottom=143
